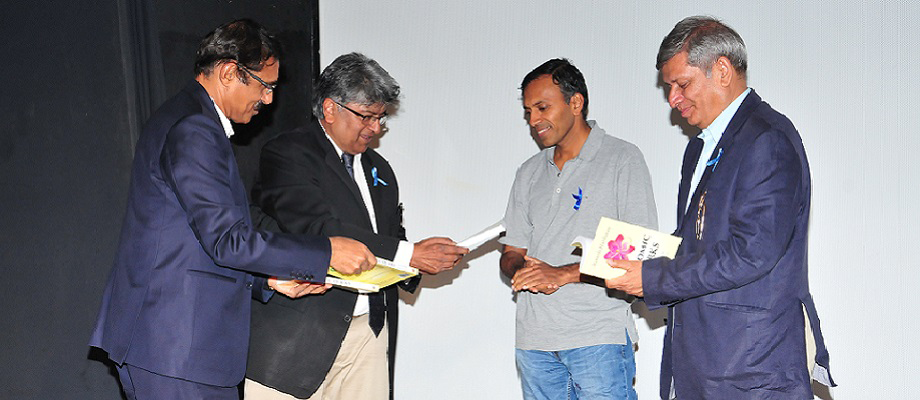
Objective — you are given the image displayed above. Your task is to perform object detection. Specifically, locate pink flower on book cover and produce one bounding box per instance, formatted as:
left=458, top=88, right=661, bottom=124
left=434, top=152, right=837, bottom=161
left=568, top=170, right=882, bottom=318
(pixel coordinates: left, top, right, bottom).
left=603, top=234, right=635, bottom=261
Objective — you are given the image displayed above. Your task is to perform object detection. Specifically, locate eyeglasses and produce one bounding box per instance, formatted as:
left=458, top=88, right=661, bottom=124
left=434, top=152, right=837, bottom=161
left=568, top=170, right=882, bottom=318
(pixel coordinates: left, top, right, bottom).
left=234, top=62, right=277, bottom=95
left=334, top=101, right=388, bottom=126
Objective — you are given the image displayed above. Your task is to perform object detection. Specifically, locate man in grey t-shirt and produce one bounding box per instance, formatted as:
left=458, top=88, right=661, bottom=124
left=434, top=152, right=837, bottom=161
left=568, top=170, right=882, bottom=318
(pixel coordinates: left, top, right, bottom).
left=500, top=59, right=657, bottom=400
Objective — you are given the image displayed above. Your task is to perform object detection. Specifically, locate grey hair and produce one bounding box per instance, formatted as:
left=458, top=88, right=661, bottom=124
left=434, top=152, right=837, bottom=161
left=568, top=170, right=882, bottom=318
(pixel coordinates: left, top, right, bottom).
left=312, top=52, right=400, bottom=120
left=656, top=16, right=747, bottom=78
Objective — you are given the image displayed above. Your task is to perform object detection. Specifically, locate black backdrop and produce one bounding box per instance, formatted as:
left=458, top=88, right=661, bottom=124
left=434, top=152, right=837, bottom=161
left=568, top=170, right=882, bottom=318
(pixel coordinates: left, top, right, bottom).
left=0, top=1, right=319, bottom=398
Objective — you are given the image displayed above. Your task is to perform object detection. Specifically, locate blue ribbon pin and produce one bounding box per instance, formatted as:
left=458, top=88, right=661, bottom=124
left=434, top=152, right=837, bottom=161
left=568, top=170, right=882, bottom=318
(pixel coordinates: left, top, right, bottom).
left=706, top=148, right=723, bottom=171
left=371, top=167, right=388, bottom=187
left=572, top=187, right=583, bottom=210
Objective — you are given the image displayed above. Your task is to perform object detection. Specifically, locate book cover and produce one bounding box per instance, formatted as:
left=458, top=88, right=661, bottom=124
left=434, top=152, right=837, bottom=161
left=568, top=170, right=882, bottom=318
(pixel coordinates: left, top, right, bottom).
left=327, top=258, right=419, bottom=292
left=578, top=217, right=682, bottom=279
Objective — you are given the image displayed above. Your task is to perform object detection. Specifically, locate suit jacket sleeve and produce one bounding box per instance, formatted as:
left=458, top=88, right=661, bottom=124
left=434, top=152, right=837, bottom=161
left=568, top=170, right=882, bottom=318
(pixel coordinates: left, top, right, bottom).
left=643, top=128, right=803, bottom=306
left=258, top=130, right=402, bottom=260
left=160, top=115, right=331, bottom=281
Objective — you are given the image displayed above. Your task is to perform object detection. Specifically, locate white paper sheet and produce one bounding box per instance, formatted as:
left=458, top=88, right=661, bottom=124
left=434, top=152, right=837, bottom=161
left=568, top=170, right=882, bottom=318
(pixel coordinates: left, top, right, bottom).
left=457, top=221, right=505, bottom=250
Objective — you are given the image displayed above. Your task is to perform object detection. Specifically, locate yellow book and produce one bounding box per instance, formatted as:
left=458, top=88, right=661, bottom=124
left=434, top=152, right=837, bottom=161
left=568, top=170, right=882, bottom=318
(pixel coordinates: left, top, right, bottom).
left=327, top=258, right=419, bottom=293
left=576, top=217, right=682, bottom=280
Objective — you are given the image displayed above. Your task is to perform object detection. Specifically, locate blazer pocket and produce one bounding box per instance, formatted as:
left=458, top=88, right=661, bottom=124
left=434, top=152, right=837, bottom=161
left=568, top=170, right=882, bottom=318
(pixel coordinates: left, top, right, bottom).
left=704, top=301, right=768, bottom=314
left=187, top=268, right=239, bottom=283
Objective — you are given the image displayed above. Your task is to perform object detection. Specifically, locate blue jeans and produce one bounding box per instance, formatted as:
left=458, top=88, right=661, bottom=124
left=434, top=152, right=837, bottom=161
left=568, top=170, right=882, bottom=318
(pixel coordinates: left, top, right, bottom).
left=515, top=338, right=637, bottom=400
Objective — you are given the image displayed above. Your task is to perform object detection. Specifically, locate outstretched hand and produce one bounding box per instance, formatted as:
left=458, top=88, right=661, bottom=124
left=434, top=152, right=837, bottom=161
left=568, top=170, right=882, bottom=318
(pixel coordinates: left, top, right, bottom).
left=411, top=237, right=469, bottom=274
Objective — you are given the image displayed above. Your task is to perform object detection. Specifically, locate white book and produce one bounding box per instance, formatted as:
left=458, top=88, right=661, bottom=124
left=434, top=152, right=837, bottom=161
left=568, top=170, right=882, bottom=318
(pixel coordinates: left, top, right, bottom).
left=576, top=217, right=682, bottom=279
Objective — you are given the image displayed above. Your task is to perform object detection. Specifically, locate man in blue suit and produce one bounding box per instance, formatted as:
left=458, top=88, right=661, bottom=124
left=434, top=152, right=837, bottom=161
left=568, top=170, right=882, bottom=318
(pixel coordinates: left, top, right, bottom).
left=89, top=19, right=375, bottom=399
left=607, top=16, right=836, bottom=398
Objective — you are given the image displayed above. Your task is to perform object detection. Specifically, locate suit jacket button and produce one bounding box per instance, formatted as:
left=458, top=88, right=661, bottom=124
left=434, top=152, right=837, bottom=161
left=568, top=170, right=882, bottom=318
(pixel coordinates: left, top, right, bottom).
left=246, top=282, right=253, bottom=289
left=344, top=315, right=352, bottom=322
left=306, top=274, right=314, bottom=280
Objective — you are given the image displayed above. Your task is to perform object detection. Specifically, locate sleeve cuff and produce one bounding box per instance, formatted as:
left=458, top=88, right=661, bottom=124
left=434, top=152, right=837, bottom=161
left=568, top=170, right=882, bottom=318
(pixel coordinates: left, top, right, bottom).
left=394, top=240, right=413, bottom=265
left=252, top=276, right=274, bottom=303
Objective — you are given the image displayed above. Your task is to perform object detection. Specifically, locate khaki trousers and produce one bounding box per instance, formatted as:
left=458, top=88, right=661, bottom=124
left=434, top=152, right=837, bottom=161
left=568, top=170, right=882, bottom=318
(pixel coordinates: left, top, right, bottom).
left=245, top=314, right=389, bottom=400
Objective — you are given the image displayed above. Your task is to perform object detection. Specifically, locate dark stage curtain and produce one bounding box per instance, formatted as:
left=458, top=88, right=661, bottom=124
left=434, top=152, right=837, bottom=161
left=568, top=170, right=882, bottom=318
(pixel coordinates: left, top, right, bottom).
left=0, top=1, right=318, bottom=398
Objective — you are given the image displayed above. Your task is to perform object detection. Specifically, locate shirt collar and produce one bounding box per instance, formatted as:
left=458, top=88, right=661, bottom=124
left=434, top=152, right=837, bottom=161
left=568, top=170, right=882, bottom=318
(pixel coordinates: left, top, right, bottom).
left=210, top=97, right=235, bottom=138
left=319, top=122, right=362, bottom=163
left=543, top=120, right=605, bottom=164
left=698, top=87, right=751, bottom=144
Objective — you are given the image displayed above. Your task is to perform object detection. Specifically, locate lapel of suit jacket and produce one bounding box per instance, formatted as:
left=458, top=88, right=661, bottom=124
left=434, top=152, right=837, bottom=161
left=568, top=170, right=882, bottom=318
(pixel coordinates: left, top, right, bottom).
left=360, top=152, right=385, bottom=229
left=186, top=81, right=251, bottom=217
left=314, top=124, right=369, bottom=214
left=678, top=90, right=762, bottom=234
left=676, top=137, right=703, bottom=232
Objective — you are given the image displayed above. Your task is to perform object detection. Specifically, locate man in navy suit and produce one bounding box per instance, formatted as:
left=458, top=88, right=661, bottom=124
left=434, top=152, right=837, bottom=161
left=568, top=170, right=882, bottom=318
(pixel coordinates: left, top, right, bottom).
left=606, top=16, right=836, bottom=398
left=89, top=20, right=375, bottom=400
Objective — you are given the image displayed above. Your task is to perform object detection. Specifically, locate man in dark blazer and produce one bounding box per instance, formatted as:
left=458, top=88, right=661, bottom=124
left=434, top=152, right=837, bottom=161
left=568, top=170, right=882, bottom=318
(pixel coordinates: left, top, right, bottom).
left=89, top=20, right=375, bottom=400
left=244, top=53, right=468, bottom=400
left=606, top=16, right=836, bottom=398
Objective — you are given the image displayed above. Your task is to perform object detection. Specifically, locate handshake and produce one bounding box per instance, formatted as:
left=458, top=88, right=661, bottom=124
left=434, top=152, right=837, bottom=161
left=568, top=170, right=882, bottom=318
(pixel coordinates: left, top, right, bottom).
left=269, top=236, right=469, bottom=298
